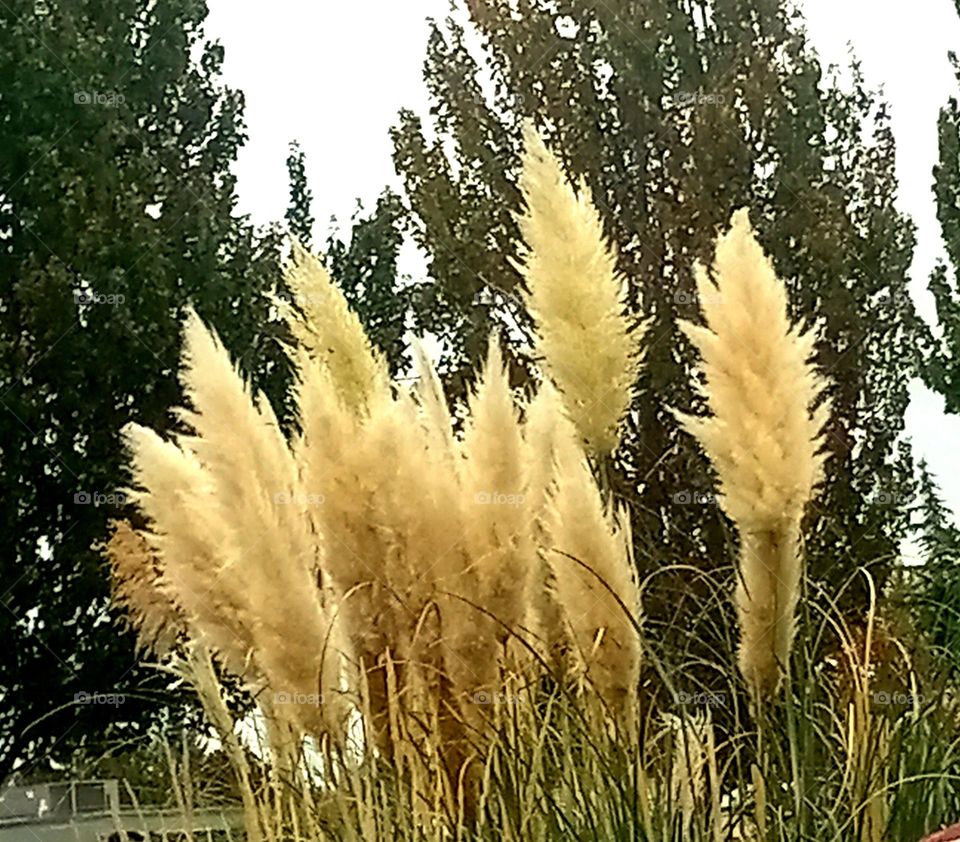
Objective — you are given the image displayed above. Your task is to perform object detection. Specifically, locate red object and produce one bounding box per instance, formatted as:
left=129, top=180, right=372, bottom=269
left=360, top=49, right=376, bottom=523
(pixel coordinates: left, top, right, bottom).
left=922, top=824, right=960, bottom=842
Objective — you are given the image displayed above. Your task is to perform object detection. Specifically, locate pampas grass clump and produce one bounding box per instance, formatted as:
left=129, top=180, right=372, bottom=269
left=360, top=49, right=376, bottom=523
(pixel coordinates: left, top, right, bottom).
left=97, top=128, right=960, bottom=842
left=113, top=148, right=646, bottom=816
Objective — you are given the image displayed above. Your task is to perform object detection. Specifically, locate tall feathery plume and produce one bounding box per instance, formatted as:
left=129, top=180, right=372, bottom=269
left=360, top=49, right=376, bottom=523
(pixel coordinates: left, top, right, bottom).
left=430, top=338, right=534, bottom=795
left=277, top=242, right=390, bottom=415
left=541, top=395, right=642, bottom=722
left=677, top=208, right=830, bottom=701
left=292, top=349, right=395, bottom=749
left=665, top=712, right=712, bottom=838
left=126, top=310, right=347, bottom=737
left=278, top=245, right=400, bottom=740
left=514, top=122, right=644, bottom=455
left=295, top=343, right=461, bottom=753
left=523, top=383, right=569, bottom=670
left=410, top=338, right=458, bottom=470
left=460, top=338, right=532, bottom=644
left=122, top=422, right=255, bottom=680
left=407, top=341, right=497, bottom=798
left=179, top=310, right=346, bottom=734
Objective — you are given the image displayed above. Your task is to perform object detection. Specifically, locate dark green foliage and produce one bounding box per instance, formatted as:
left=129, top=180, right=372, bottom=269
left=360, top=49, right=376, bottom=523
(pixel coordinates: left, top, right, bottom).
left=0, top=0, right=287, bottom=780
left=913, top=461, right=960, bottom=672
left=925, top=43, right=960, bottom=414
left=391, top=1, right=920, bottom=633
left=324, top=191, right=411, bottom=376
left=915, top=3, right=960, bottom=670
left=285, top=141, right=315, bottom=248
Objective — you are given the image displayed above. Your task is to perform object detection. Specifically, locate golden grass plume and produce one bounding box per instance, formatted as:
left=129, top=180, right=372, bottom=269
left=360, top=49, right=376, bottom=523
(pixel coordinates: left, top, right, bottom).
left=124, top=309, right=346, bottom=736
left=277, top=242, right=390, bottom=415
left=514, top=123, right=644, bottom=455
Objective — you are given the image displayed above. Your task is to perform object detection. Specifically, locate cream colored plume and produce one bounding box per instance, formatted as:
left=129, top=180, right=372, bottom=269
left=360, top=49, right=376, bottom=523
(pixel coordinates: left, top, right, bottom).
left=277, top=241, right=389, bottom=415
left=122, top=421, right=254, bottom=678
left=541, top=397, right=642, bottom=719
left=677, top=208, right=830, bottom=700
left=294, top=342, right=467, bottom=748
left=460, top=338, right=532, bottom=640
left=523, top=383, right=570, bottom=668
left=514, top=122, right=643, bottom=455
left=665, top=712, right=712, bottom=837
left=125, top=310, right=346, bottom=736
left=410, top=338, right=457, bottom=467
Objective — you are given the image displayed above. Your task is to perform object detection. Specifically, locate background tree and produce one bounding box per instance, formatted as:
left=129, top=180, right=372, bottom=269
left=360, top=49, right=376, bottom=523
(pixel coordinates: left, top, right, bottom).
left=391, top=1, right=920, bottom=656
left=912, top=0, right=960, bottom=668
left=912, top=462, right=960, bottom=672
left=0, top=0, right=287, bottom=780
left=323, top=191, right=411, bottom=377
left=285, top=140, right=315, bottom=248
left=925, top=0, right=960, bottom=415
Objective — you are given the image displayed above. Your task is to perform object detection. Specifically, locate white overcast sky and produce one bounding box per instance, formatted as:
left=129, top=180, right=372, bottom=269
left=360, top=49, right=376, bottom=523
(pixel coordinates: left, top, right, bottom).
left=204, top=0, right=960, bottom=531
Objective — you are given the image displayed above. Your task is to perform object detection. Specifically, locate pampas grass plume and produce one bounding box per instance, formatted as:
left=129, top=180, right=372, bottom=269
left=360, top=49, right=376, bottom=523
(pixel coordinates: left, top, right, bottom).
left=461, top=338, right=531, bottom=640
left=540, top=388, right=642, bottom=718
left=514, top=123, right=643, bottom=455
left=126, top=310, right=345, bottom=736
left=278, top=242, right=390, bottom=415
left=677, top=208, right=830, bottom=700
left=104, top=518, right=180, bottom=657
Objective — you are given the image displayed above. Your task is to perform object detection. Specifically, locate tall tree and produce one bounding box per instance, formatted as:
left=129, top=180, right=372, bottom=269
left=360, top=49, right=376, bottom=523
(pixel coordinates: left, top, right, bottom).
left=913, top=0, right=960, bottom=668
left=912, top=461, right=960, bottom=671
left=925, top=0, right=960, bottom=414
left=391, top=1, right=920, bottom=646
left=323, top=191, right=411, bottom=377
left=285, top=140, right=315, bottom=248
left=0, top=0, right=286, bottom=779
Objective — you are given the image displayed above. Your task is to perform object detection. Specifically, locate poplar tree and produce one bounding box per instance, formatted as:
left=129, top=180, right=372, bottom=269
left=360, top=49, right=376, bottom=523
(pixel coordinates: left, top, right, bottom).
left=0, top=0, right=286, bottom=778
left=391, top=1, right=920, bottom=643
